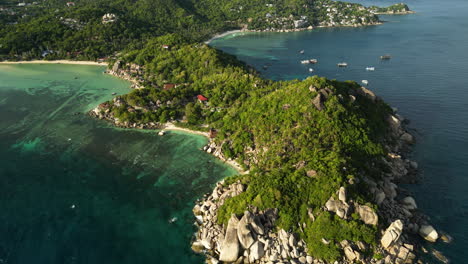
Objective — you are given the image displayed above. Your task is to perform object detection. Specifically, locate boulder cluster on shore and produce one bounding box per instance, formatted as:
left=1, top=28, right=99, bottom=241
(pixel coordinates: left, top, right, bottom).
left=192, top=107, right=451, bottom=264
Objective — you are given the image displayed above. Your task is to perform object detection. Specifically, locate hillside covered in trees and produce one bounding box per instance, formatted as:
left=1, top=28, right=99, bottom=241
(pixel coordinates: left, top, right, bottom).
left=0, top=0, right=382, bottom=60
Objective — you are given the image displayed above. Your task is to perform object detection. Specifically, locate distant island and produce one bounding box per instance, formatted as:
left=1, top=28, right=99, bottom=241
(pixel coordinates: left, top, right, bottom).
left=369, top=3, right=415, bottom=15
left=1, top=1, right=449, bottom=264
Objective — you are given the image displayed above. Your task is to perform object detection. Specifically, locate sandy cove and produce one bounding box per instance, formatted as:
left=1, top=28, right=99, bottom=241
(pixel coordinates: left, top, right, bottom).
left=162, top=123, right=247, bottom=174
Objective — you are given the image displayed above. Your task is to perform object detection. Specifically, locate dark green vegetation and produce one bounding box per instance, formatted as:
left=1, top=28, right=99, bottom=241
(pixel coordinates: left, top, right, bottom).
left=94, top=34, right=393, bottom=261
left=0, top=0, right=380, bottom=60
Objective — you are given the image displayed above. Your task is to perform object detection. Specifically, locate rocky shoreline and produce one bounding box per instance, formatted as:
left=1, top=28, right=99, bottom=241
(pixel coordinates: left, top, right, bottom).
left=191, top=103, right=451, bottom=264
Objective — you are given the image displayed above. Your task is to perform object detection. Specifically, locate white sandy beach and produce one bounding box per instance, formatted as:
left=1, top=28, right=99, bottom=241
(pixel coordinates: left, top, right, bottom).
left=0, top=60, right=106, bottom=66
left=163, top=122, right=210, bottom=137
left=163, top=122, right=247, bottom=174
left=204, top=30, right=245, bottom=44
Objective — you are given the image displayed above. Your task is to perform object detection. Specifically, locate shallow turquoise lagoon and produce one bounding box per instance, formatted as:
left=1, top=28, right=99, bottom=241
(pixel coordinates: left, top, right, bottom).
left=0, top=64, right=237, bottom=264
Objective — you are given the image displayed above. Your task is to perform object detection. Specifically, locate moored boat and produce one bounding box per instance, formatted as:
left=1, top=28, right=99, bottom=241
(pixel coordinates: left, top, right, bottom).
left=366, top=67, right=375, bottom=71
left=301, top=60, right=310, bottom=64
left=337, top=62, right=348, bottom=67
left=380, top=54, right=391, bottom=60
left=362, top=80, right=369, bottom=85
left=309, top=68, right=314, bottom=72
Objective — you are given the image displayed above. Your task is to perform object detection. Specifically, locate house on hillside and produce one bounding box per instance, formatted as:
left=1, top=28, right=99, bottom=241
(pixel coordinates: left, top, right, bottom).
left=162, top=45, right=170, bottom=49
left=197, top=94, right=208, bottom=103
left=66, top=2, right=75, bottom=7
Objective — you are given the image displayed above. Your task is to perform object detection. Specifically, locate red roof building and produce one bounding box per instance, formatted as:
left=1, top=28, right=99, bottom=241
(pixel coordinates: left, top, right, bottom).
left=197, top=95, right=208, bottom=101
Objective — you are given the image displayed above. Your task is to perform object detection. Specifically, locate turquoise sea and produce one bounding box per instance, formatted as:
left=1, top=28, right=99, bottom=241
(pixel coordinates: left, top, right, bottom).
left=211, top=0, right=468, bottom=262
left=0, top=64, right=237, bottom=263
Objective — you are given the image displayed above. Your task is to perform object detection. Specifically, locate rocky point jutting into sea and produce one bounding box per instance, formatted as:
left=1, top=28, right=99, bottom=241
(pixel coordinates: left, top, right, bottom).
left=85, top=3, right=449, bottom=264
left=189, top=94, right=450, bottom=264
left=90, top=55, right=450, bottom=264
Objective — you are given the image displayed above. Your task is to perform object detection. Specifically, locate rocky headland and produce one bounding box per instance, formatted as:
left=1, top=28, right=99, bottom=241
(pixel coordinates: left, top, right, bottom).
left=86, top=11, right=450, bottom=262
left=369, top=3, right=416, bottom=15
left=191, top=93, right=450, bottom=264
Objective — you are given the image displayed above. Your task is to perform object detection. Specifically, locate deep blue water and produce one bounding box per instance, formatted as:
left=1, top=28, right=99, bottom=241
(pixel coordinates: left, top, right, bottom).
left=211, top=0, right=468, bottom=262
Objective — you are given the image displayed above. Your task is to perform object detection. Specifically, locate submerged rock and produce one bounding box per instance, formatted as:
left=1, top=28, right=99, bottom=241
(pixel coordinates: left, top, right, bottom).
left=400, top=132, right=414, bottom=144
left=440, top=232, right=453, bottom=243
left=402, top=196, right=418, bottom=210
left=432, top=249, right=450, bottom=264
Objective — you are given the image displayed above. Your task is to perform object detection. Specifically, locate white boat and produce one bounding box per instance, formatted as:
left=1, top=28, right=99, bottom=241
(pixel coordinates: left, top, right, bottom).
left=309, top=59, right=318, bottom=64
left=309, top=68, right=314, bottom=72
left=366, top=67, right=375, bottom=71
left=301, top=60, right=310, bottom=64
left=299, top=50, right=305, bottom=54
left=337, top=62, right=348, bottom=67
left=362, top=80, right=369, bottom=85
left=158, top=130, right=166, bottom=136
left=169, top=217, right=178, bottom=223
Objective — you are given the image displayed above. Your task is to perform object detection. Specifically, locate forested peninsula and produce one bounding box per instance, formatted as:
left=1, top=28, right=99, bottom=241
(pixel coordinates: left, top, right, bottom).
left=1, top=0, right=448, bottom=263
